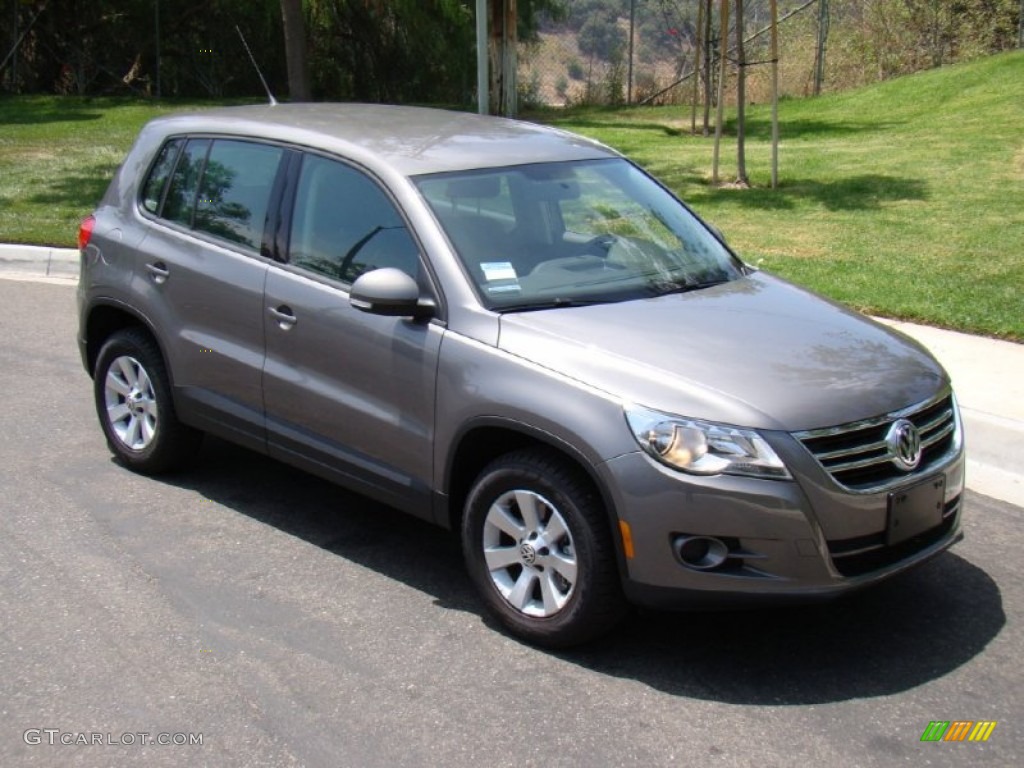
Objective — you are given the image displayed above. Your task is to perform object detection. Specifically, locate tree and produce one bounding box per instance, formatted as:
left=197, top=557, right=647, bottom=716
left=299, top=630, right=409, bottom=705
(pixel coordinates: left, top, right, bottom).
left=517, top=0, right=568, bottom=39
left=305, top=0, right=475, bottom=104
left=578, top=13, right=625, bottom=62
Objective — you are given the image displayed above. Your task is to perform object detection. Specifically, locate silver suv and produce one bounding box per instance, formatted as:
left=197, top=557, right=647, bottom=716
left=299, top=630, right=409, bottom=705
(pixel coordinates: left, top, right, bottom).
left=77, top=104, right=965, bottom=647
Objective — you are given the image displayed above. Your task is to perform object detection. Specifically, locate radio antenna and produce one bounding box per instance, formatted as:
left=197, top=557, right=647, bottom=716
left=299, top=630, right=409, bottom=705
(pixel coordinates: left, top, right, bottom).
left=235, top=25, right=278, bottom=106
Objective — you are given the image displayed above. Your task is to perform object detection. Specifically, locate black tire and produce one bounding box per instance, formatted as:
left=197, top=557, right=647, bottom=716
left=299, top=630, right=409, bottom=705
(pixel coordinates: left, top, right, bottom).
left=93, top=328, right=202, bottom=475
left=461, top=448, right=627, bottom=648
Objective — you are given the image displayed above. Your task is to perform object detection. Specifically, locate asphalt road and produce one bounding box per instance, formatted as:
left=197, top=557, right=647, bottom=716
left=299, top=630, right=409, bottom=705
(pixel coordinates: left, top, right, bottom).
left=1, top=280, right=1021, bottom=768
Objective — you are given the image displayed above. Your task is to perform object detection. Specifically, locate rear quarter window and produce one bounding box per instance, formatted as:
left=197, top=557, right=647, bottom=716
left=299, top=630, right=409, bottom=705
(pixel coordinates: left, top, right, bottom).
left=163, top=138, right=210, bottom=227
left=141, top=138, right=183, bottom=214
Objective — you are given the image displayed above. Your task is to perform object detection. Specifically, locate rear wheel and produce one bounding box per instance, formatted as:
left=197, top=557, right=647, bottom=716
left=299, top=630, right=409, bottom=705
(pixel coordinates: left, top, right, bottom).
left=93, top=328, right=201, bottom=474
left=462, top=449, right=627, bottom=648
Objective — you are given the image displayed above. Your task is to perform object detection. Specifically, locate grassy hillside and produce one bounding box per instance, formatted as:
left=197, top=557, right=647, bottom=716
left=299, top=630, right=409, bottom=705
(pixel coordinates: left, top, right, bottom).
left=543, top=51, right=1024, bottom=340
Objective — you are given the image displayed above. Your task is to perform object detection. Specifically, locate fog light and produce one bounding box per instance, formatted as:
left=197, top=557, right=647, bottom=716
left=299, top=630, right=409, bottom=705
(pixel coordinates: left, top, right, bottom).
left=673, top=535, right=729, bottom=570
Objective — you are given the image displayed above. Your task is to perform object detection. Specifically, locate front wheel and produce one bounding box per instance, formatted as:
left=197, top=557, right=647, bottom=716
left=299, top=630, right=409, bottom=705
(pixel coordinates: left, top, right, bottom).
left=93, top=328, right=201, bottom=474
left=461, top=449, right=627, bottom=648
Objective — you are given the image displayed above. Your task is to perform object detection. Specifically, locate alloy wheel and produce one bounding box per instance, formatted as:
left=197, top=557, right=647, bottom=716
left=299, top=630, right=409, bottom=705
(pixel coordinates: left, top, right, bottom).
left=103, top=355, right=159, bottom=451
left=481, top=489, right=578, bottom=618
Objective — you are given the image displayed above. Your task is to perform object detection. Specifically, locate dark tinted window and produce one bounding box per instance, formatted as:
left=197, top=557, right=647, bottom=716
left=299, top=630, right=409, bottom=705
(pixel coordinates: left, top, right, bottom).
left=193, top=140, right=284, bottom=250
left=288, top=154, right=419, bottom=283
left=141, top=139, right=183, bottom=214
left=163, top=138, right=210, bottom=227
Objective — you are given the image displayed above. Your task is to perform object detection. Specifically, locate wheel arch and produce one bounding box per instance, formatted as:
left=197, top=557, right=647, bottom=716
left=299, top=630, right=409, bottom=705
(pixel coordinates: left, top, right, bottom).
left=441, top=418, right=629, bottom=577
left=84, top=301, right=164, bottom=379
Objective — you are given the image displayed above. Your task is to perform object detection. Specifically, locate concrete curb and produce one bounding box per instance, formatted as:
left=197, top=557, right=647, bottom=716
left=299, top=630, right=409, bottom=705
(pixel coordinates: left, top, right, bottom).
left=1, top=243, right=1021, bottom=507
left=0, top=244, right=79, bottom=279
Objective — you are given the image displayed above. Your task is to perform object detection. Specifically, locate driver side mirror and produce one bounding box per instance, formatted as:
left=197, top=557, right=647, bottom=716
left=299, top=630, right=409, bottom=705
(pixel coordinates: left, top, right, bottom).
left=349, top=268, right=435, bottom=319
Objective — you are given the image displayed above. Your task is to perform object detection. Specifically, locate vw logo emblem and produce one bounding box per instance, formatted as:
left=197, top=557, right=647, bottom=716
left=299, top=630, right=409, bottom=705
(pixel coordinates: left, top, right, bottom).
left=519, top=541, right=537, bottom=566
left=886, top=419, right=923, bottom=471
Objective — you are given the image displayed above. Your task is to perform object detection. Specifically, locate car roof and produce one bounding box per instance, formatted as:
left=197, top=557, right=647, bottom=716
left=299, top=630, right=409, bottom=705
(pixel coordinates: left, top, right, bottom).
left=145, top=103, right=618, bottom=177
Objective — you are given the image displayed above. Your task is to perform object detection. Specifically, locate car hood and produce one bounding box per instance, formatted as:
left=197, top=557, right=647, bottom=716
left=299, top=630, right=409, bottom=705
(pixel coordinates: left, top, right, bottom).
left=496, top=272, right=947, bottom=431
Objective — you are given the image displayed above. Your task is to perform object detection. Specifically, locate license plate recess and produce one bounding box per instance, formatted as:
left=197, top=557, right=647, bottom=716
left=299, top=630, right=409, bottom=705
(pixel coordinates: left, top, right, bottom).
left=887, top=476, right=945, bottom=546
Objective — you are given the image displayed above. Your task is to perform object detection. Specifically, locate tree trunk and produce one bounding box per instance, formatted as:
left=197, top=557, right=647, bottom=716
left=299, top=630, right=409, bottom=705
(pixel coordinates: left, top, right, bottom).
left=627, top=0, right=635, bottom=103
left=770, top=0, right=779, bottom=189
left=702, top=0, right=713, bottom=136
left=712, top=0, right=729, bottom=184
left=1018, top=0, right=1023, bottom=48
left=280, top=0, right=310, bottom=102
left=691, top=0, right=703, bottom=133
left=734, top=0, right=748, bottom=186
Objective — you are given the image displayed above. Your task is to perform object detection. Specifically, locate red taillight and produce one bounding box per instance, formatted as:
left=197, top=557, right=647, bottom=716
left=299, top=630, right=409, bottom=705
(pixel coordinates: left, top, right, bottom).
left=78, top=215, right=96, bottom=251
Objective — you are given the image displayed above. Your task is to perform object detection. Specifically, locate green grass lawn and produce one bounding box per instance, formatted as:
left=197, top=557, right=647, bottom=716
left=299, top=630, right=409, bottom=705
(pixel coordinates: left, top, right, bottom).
left=0, top=96, right=255, bottom=247
left=1, top=51, right=1021, bottom=339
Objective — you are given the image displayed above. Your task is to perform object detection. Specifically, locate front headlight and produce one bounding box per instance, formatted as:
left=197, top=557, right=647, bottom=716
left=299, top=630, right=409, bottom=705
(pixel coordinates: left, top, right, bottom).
left=625, top=405, right=791, bottom=479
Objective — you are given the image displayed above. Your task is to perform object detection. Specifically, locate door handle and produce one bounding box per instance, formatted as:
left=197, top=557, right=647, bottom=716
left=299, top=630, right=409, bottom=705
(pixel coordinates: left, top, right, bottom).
left=268, top=305, right=297, bottom=330
left=146, top=262, right=169, bottom=284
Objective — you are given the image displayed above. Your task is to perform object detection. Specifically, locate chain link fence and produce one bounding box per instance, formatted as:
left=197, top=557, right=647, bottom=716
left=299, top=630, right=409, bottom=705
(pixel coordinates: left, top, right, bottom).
left=516, top=0, right=827, bottom=110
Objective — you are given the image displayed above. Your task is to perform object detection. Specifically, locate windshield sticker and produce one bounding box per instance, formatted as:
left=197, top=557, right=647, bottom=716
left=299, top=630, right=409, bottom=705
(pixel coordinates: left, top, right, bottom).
left=480, top=261, right=521, bottom=294
left=480, top=261, right=518, bottom=282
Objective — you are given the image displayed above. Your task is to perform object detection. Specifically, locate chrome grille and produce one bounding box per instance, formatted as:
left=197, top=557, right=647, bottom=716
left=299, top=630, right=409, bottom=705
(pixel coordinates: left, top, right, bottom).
left=794, top=392, right=959, bottom=492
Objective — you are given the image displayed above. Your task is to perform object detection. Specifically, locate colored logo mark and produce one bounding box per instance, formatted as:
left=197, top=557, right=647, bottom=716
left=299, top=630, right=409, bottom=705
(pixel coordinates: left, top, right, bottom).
left=920, top=721, right=997, bottom=742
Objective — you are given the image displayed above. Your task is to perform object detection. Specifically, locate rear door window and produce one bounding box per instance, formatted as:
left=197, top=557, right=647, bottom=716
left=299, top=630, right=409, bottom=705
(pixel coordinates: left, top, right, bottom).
left=193, top=140, right=284, bottom=250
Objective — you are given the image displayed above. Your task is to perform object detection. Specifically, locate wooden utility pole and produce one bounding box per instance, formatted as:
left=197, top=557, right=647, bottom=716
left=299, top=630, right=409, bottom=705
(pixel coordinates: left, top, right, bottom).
left=488, top=0, right=517, bottom=116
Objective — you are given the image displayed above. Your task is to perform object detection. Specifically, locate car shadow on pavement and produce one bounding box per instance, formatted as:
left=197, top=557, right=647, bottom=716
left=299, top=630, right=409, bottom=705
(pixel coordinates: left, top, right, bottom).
left=163, top=436, right=480, bottom=613
left=567, top=544, right=1004, bottom=705
left=168, top=438, right=1004, bottom=706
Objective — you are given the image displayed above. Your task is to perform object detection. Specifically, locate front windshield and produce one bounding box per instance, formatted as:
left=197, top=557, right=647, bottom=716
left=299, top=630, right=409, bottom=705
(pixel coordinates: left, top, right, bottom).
left=414, top=158, right=743, bottom=310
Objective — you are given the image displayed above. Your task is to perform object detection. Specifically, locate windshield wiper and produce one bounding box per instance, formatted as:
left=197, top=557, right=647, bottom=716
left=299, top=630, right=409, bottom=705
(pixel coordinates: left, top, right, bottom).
left=653, top=277, right=729, bottom=297
left=497, top=297, right=606, bottom=313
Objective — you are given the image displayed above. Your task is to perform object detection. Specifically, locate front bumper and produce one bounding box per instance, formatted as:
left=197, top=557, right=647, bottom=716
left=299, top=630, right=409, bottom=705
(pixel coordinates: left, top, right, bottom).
left=600, top=440, right=965, bottom=610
